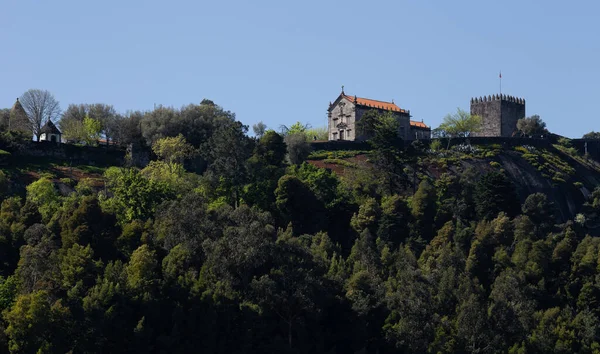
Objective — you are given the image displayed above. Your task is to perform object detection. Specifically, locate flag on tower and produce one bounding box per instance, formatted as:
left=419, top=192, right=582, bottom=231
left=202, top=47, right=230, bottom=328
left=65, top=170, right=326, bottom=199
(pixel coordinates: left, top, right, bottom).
left=499, top=71, right=502, bottom=79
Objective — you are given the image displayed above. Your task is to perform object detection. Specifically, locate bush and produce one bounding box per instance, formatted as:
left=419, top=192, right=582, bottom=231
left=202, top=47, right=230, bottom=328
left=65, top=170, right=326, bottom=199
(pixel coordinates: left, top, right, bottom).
left=322, top=159, right=356, bottom=167
left=430, top=139, right=442, bottom=152
left=489, top=161, right=501, bottom=168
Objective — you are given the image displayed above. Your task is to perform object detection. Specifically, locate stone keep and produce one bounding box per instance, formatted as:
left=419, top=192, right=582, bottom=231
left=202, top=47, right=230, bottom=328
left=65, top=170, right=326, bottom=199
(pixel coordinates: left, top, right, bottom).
left=470, top=94, right=525, bottom=137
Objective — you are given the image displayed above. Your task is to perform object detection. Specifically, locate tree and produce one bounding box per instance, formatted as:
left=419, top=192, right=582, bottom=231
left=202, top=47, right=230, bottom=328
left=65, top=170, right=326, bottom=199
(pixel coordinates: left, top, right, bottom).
left=284, top=133, right=311, bottom=165
left=359, top=110, right=407, bottom=193
left=516, top=115, right=548, bottom=137
left=88, top=103, right=118, bottom=145
left=582, top=131, right=600, bottom=140
left=279, top=121, right=310, bottom=136
left=438, top=108, right=482, bottom=147
left=305, top=126, right=328, bottom=141
left=152, top=134, right=196, bottom=171
left=100, top=168, right=174, bottom=223
left=474, top=171, right=520, bottom=220
left=275, top=175, right=326, bottom=235
left=19, top=89, right=62, bottom=141
left=26, top=178, right=60, bottom=222
left=252, top=121, right=267, bottom=138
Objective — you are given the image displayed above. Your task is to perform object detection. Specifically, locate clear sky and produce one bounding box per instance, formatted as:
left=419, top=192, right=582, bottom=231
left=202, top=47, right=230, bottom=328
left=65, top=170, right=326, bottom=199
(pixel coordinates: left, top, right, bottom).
left=1, top=0, right=598, bottom=138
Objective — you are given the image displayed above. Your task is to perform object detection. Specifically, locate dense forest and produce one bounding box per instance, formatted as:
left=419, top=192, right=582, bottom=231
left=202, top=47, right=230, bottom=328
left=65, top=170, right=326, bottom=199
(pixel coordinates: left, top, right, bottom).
left=1, top=99, right=600, bottom=353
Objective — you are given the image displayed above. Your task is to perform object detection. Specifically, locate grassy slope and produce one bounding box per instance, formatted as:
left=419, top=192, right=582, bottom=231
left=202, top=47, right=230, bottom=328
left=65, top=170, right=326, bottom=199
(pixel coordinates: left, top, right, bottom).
left=308, top=144, right=600, bottom=223
left=2, top=155, right=109, bottom=197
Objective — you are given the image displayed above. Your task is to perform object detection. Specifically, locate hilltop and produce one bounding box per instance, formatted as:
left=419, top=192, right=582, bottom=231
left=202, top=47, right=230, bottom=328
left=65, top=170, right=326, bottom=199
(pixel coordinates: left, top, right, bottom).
left=308, top=137, right=600, bottom=225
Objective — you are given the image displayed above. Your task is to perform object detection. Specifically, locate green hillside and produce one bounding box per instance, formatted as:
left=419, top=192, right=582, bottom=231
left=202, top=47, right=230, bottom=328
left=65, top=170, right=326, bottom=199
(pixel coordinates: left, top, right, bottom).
left=3, top=111, right=600, bottom=352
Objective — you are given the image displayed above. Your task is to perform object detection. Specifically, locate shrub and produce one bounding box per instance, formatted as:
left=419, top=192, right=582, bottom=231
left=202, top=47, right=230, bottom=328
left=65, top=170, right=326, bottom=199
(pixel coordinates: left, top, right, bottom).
left=430, top=139, right=442, bottom=152
left=574, top=181, right=584, bottom=188
left=59, top=178, right=76, bottom=187
left=322, top=159, right=356, bottom=168
left=489, top=161, right=501, bottom=168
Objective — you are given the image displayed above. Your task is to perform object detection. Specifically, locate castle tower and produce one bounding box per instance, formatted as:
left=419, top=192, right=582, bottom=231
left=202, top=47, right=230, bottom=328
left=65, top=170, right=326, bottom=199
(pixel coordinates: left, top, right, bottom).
left=470, top=94, right=525, bottom=137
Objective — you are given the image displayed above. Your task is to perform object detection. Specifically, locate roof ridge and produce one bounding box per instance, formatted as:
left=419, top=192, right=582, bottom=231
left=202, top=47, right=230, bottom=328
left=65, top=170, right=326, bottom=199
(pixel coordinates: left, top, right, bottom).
left=343, top=94, right=394, bottom=104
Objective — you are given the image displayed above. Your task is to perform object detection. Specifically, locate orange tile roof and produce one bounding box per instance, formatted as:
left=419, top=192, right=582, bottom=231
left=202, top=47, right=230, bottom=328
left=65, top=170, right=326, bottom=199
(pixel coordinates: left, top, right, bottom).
left=342, top=94, right=407, bottom=113
left=410, top=120, right=429, bottom=129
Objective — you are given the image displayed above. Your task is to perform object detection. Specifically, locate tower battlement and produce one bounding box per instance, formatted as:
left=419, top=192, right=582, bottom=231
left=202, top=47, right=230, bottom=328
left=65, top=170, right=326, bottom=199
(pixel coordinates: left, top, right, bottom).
left=470, top=94, right=525, bottom=105
left=470, top=93, right=526, bottom=137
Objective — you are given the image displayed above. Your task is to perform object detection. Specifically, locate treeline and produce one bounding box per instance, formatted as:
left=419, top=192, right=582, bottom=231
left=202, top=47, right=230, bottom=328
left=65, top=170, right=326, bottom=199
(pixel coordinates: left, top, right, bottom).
left=2, top=103, right=600, bottom=353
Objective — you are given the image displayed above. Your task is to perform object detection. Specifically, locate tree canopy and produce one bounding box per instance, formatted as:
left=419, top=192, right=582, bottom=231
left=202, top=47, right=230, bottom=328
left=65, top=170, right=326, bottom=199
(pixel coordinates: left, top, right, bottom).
left=517, top=114, right=548, bottom=137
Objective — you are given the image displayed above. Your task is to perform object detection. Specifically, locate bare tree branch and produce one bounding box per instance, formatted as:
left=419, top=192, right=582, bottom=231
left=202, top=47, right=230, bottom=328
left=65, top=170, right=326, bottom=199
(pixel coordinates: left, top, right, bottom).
left=19, top=89, right=61, bottom=141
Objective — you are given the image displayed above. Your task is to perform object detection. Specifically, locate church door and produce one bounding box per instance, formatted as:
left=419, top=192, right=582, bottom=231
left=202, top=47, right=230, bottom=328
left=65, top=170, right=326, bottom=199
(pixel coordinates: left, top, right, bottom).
left=51, top=135, right=57, bottom=143
left=339, top=130, right=344, bottom=140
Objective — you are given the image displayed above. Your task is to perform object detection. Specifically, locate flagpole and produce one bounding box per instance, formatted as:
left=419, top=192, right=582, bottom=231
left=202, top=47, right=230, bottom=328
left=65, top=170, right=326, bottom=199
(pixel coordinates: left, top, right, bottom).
left=499, top=71, right=502, bottom=94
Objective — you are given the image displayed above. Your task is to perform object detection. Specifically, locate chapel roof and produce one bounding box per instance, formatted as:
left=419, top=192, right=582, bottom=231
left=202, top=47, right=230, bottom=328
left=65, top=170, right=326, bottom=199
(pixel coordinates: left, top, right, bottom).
left=336, top=92, right=430, bottom=129
left=341, top=93, right=407, bottom=113
left=41, top=120, right=61, bottom=135
left=409, top=120, right=429, bottom=129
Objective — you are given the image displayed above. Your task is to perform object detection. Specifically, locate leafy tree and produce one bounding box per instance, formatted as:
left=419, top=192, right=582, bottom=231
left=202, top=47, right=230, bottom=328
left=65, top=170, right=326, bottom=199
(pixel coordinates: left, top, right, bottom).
left=522, top=192, right=555, bottom=237
left=409, top=180, right=438, bottom=248
left=305, top=126, right=328, bottom=141
left=438, top=108, right=482, bottom=147
left=284, top=132, right=311, bottom=165
left=88, top=103, right=118, bottom=145
left=517, top=115, right=548, bottom=137
left=26, top=178, right=60, bottom=222
left=279, top=121, right=310, bottom=136
left=0, top=108, right=10, bottom=131
left=101, top=168, right=174, bottom=223
left=252, top=121, right=267, bottom=138
left=205, top=120, right=252, bottom=206
left=19, top=89, right=62, bottom=141
left=359, top=110, right=407, bottom=194
left=583, top=131, right=600, bottom=140
left=275, top=175, right=326, bottom=235
left=4, top=291, right=71, bottom=353
left=140, top=105, right=181, bottom=146
left=126, top=244, right=157, bottom=299
left=244, top=131, right=287, bottom=211
left=249, top=237, right=327, bottom=350
left=474, top=171, right=520, bottom=220
left=82, top=116, right=102, bottom=145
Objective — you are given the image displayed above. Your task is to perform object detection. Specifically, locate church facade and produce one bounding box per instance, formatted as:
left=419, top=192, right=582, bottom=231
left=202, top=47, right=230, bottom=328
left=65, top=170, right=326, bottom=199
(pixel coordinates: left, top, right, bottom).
left=327, top=89, right=430, bottom=141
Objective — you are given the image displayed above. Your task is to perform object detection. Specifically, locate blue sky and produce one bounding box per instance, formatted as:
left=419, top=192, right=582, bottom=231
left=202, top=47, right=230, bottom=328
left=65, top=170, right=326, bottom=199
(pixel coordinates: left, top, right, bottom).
left=1, top=0, right=598, bottom=138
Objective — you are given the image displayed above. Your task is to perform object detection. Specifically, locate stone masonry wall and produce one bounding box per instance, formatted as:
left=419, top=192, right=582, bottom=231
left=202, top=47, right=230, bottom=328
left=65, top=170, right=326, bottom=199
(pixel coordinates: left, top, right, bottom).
left=354, top=106, right=411, bottom=141
left=328, top=97, right=357, bottom=141
left=471, top=98, right=501, bottom=137
left=501, top=99, right=526, bottom=137
left=471, top=95, right=525, bottom=137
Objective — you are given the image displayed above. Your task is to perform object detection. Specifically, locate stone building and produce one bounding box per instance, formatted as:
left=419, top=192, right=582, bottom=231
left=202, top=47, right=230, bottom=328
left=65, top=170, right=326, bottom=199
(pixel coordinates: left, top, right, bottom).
left=327, top=89, right=430, bottom=141
left=470, top=94, right=525, bottom=137
left=9, top=98, right=30, bottom=134
left=40, top=120, right=62, bottom=144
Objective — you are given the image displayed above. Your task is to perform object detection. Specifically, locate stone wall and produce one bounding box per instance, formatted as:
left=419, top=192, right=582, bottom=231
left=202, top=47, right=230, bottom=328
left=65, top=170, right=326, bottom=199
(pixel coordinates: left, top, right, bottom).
left=19, top=141, right=127, bottom=166
left=354, top=106, right=412, bottom=141
left=500, top=99, right=526, bottom=137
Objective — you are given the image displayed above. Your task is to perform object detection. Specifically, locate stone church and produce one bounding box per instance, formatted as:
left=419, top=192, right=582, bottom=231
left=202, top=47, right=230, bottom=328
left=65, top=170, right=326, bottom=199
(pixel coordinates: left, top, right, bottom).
left=328, top=89, right=430, bottom=141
